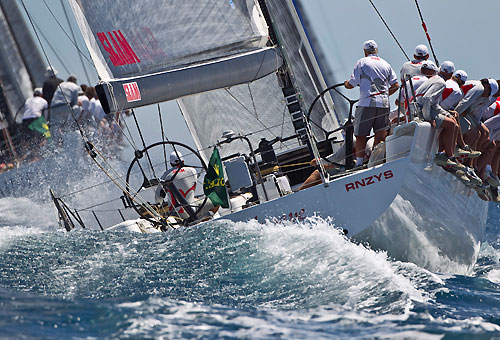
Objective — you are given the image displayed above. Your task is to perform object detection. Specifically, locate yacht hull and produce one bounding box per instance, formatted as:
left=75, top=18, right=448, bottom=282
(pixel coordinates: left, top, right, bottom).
left=219, top=121, right=488, bottom=274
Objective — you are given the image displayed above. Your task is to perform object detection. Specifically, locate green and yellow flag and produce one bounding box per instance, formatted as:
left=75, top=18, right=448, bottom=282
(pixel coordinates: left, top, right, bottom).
left=28, top=116, right=52, bottom=141
left=203, top=147, right=229, bottom=208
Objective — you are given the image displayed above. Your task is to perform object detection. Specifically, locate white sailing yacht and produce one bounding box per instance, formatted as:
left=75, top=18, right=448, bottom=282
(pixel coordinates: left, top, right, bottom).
left=53, top=0, right=487, bottom=275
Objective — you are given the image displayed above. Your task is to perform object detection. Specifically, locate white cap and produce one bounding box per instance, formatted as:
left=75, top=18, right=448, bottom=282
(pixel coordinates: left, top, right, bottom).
left=453, top=70, right=468, bottom=82
left=439, top=61, right=455, bottom=74
left=414, top=44, right=429, bottom=57
left=44, top=66, right=58, bottom=77
left=33, top=88, right=42, bottom=95
left=169, top=151, right=184, bottom=165
left=363, top=40, right=378, bottom=51
left=489, top=79, right=499, bottom=99
left=421, top=60, right=437, bottom=72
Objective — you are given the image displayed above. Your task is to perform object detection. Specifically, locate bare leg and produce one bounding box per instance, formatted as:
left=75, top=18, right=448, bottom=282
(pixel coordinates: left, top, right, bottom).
left=355, top=135, right=368, bottom=159
left=440, top=117, right=458, bottom=157
left=452, top=114, right=466, bottom=148
left=373, top=129, right=387, bottom=147
left=299, top=169, right=322, bottom=190
left=463, top=128, right=480, bottom=167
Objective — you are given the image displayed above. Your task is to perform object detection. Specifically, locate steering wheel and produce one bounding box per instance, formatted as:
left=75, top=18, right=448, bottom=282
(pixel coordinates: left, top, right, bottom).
left=124, top=141, right=208, bottom=227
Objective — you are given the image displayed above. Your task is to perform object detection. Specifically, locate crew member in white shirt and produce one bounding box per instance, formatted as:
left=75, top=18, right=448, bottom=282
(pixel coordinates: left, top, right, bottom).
left=49, top=75, right=81, bottom=129
left=21, top=88, right=48, bottom=152
left=414, top=61, right=466, bottom=170
left=22, top=88, right=48, bottom=123
left=77, top=84, right=91, bottom=125
left=438, top=69, right=480, bottom=159
left=391, top=60, right=436, bottom=124
left=400, top=44, right=429, bottom=82
left=455, top=78, right=500, bottom=184
left=344, top=40, right=399, bottom=167
left=155, top=152, right=218, bottom=221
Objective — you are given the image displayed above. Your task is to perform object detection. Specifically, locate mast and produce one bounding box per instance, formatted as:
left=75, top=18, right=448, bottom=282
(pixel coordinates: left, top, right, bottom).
left=292, top=0, right=348, bottom=117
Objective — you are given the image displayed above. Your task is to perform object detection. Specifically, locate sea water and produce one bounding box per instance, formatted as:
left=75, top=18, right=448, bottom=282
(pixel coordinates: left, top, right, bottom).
left=0, top=163, right=499, bottom=339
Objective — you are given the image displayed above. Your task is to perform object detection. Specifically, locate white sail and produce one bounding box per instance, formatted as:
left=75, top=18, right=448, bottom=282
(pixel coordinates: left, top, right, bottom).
left=69, top=0, right=282, bottom=112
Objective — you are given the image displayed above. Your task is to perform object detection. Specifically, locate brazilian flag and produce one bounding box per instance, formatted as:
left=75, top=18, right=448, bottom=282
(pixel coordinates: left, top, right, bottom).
left=203, top=147, right=229, bottom=208
left=28, top=116, right=52, bottom=141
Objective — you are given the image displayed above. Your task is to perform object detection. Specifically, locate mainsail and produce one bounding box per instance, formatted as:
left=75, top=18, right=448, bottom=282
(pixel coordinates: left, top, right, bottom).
left=69, top=0, right=341, bottom=160
left=69, top=0, right=282, bottom=113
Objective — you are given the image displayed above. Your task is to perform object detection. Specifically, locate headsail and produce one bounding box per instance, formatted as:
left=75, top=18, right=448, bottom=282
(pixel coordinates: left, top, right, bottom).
left=69, top=0, right=282, bottom=112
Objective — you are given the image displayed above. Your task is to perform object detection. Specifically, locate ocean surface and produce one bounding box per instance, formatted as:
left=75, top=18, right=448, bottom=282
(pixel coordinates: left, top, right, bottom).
left=0, top=153, right=500, bottom=339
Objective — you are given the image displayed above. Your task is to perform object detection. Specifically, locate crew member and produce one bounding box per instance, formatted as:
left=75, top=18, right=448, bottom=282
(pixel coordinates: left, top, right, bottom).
left=391, top=60, right=437, bottom=124
left=155, top=152, right=219, bottom=221
left=42, top=66, right=63, bottom=105
left=21, top=88, right=49, bottom=156
left=400, top=44, right=430, bottom=82
left=49, top=75, right=81, bottom=130
left=344, top=40, right=399, bottom=167
left=414, top=61, right=464, bottom=170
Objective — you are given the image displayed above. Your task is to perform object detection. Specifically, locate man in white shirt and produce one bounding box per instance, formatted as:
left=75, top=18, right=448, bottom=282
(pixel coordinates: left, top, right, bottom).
left=77, top=84, right=91, bottom=124
left=21, top=88, right=49, bottom=154
left=344, top=40, right=399, bottom=167
left=22, top=88, right=48, bottom=122
left=454, top=78, right=500, bottom=186
left=49, top=75, right=81, bottom=129
left=392, top=60, right=437, bottom=123
left=414, top=61, right=466, bottom=170
left=155, top=152, right=218, bottom=222
left=400, top=44, right=430, bottom=82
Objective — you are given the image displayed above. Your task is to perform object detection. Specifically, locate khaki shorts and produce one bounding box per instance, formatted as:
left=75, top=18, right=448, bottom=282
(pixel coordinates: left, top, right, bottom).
left=354, top=106, right=389, bottom=136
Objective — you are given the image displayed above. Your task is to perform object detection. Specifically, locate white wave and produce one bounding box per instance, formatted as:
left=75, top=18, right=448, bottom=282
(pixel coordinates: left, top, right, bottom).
left=0, top=196, right=56, bottom=228
left=230, top=216, right=435, bottom=314
left=117, top=296, right=500, bottom=339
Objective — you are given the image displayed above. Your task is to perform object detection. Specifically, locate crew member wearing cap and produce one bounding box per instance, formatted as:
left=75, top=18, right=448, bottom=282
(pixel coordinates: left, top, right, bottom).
left=481, top=95, right=500, bottom=121
left=400, top=44, right=430, bottom=82
left=344, top=40, right=399, bottom=167
left=21, top=88, right=49, bottom=154
left=440, top=70, right=468, bottom=111
left=50, top=75, right=81, bottom=130
left=155, top=151, right=219, bottom=222
left=414, top=61, right=466, bottom=172
left=483, top=102, right=500, bottom=200
left=437, top=69, right=481, bottom=161
left=455, top=78, right=500, bottom=186
left=391, top=60, right=437, bottom=124
left=42, top=66, right=63, bottom=106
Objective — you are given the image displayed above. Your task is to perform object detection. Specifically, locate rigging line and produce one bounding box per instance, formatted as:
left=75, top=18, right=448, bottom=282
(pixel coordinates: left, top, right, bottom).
left=117, top=113, right=139, bottom=150
left=131, top=109, right=157, bottom=179
left=40, top=0, right=96, bottom=70
left=89, top=147, right=162, bottom=222
left=20, top=0, right=87, bottom=139
left=23, top=0, right=155, bottom=217
left=224, top=88, right=280, bottom=140
left=280, top=104, right=287, bottom=146
left=367, top=0, right=410, bottom=61
left=49, top=85, right=155, bottom=220
left=414, top=0, right=439, bottom=67
left=247, top=83, right=258, bottom=119
left=32, top=20, right=70, bottom=74
left=59, top=0, right=91, bottom=84
left=77, top=197, right=123, bottom=211
left=157, top=104, right=168, bottom=170
left=60, top=117, right=303, bottom=200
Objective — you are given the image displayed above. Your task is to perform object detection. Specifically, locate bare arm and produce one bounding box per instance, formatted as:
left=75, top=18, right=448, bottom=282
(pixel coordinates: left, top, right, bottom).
left=388, top=82, right=399, bottom=96
left=344, top=80, right=354, bottom=89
